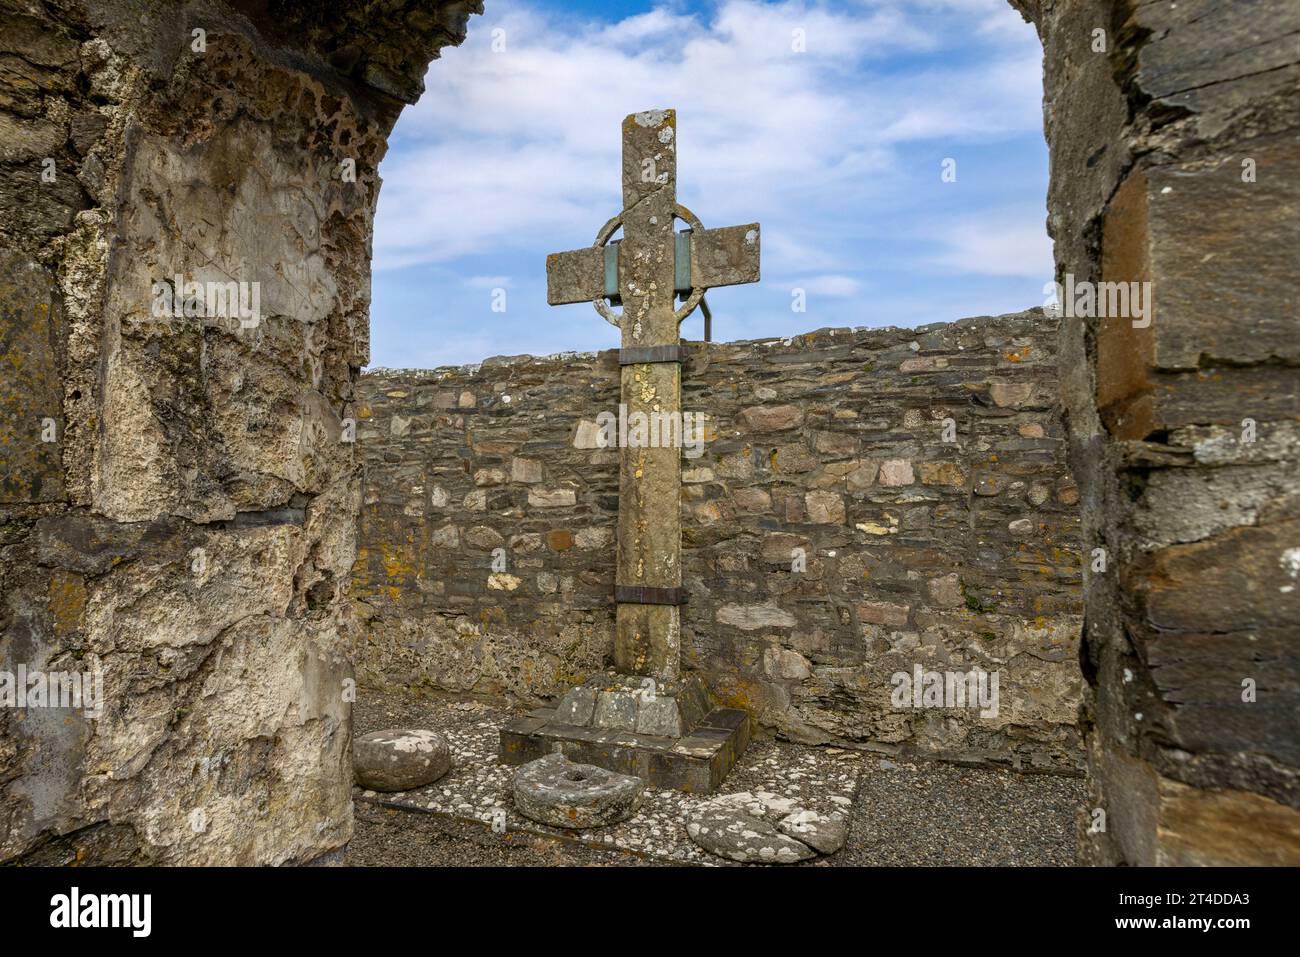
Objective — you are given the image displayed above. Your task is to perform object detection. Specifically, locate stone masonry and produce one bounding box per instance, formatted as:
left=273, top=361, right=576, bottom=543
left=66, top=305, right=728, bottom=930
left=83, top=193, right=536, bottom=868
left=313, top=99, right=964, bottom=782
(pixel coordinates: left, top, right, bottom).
left=353, top=311, right=1085, bottom=773
left=1012, top=0, right=1300, bottom=863
left=0, top=0, right=481, bottom=865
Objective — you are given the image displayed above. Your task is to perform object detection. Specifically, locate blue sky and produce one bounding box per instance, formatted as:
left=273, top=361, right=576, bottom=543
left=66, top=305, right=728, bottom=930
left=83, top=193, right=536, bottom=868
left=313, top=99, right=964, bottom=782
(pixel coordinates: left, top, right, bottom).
left=368, top=0, right=1050, bottom=369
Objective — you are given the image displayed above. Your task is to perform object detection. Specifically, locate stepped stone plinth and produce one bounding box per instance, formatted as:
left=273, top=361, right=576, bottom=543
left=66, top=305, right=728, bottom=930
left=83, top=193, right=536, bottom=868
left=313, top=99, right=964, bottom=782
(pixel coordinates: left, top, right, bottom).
left=499, top=670, right=751, bottom=793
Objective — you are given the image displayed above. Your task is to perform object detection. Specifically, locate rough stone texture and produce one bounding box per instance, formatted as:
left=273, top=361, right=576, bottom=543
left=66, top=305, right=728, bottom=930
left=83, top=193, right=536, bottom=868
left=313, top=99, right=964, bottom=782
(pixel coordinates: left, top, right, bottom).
left=512, top=753, right=644, bottom=829
left=353, top=728, right=451, bottom=792
left=777, top=808, right=848, bottom=854
left=553, top=669, right=710, bottom=740
left=353, top=313, right=1085, bottom=771
left=0, top=253, right=65, bottom=502
left=609, top=110, right=686, bottom=681
left=0, top=0, right=481, bottom=865
left=500, top=668, right=749, bottom=793
left=1010, top=0, right=1300, bottom=863
left=685, top=804, right=816, bottom=864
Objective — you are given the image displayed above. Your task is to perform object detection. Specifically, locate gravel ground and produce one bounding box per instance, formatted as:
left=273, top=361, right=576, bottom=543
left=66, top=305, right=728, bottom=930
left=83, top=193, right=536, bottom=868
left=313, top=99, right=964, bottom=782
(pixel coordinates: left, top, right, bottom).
left=835, top=757, right=1085, bottom=866
left=349, top=801, right=660, bottom=866
left=345, top=689, right=1084, bottom=867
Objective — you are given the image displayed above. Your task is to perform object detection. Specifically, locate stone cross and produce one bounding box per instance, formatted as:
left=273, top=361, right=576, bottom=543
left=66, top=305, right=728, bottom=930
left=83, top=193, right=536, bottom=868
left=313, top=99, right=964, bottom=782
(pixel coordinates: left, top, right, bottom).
left=546, top=109, right=760, bottom=681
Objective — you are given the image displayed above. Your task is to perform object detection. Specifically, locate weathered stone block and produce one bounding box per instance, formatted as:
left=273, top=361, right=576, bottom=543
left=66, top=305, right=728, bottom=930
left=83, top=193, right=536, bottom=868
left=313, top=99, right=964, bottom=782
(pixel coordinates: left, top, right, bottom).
left=989, top=381, right=1034, bottom=408
left=858, top=601, right=910, bottom=627
left=555, top=686, right=597, bottom=726
left=512, top=754, right=644, bottom=829
left=804, top=490, right=845, bottom=524
left=878, top=459, right=915, bottom=486
left=501, top=703, right=751, bottom=794
left=635, top=695, right=684, bottom=737
left=918, top=461, right=965, bottom=487
left=528, top=487, right=576, bottom=507
left=687, top=806, right=815, bottom=864
left=511, top=457, right=543, bottom=483
left=353, top=729, right=451, bottom=792
left=737, top=404, right=804, bottom=432
left=927, top=574, right=963, bottom=607
left=732, top=487, right=771, bottom=512
left=717, top=603, right=797, bottom=630
left=763, top=646, right=812, bottom=680
left=592, top=690, right=639, bottom=731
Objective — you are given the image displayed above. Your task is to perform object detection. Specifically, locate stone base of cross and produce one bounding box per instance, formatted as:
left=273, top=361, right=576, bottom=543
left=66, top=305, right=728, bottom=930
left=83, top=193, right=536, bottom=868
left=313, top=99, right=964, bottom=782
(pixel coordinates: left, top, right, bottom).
left=499, top=109, right=759, bottom=792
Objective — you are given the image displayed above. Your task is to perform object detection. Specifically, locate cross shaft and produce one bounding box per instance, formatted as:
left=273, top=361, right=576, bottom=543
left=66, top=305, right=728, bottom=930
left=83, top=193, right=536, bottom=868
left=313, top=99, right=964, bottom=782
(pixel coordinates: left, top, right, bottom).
left=544, top=109, right=760, bottom=680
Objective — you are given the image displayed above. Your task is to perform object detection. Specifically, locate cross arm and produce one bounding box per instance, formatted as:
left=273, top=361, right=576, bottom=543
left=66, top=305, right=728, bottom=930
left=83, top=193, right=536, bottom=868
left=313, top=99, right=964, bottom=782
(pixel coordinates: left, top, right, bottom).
left=547, top=223, right=760, bottom=307
left=687, top=223, right=760, bottom=290
left=546, top=246, right=605, bottom=306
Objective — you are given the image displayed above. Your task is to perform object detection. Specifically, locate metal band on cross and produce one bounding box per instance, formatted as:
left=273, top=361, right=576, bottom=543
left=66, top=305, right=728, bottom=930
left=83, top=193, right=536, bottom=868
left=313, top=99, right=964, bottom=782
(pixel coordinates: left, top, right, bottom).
left=545, top=109, right=760, bottom=680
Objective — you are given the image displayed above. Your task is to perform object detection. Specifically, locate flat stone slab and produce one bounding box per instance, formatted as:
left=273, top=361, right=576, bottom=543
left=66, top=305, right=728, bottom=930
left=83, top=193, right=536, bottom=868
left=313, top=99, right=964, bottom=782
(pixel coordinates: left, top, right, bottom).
left=709, top=790, right=800, bottom=820
left=513, top=753, right=644, bottom=829
left=777, top=809, right=848, bottom=854
left=353, top=728, right=451, bottom=792
left=682, top=793, right=848, bottom=862
left=686, top=806, right=815, bottom=864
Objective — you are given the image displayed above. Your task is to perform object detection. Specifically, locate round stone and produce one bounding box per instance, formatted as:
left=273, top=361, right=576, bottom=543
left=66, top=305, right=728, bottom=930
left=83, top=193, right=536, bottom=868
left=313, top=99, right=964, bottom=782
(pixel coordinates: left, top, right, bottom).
left=353, top=728, right=451, bottom=792
left=512, top=753, right=645, bottom=829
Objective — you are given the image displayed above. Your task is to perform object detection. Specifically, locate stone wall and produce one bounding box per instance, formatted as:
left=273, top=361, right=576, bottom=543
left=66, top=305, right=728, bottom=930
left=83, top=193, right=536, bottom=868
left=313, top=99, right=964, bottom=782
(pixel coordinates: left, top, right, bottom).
left=353, top=311, right=1086, bottom=772
left=1011, top=0, right=1300, bottom=863
left=0, top=0, right=480, bottom=865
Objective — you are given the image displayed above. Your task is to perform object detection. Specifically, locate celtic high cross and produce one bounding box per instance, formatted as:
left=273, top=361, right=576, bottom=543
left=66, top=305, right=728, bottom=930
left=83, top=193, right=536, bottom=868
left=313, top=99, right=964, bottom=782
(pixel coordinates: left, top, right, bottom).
left=545, top=109, right=760, bottom=680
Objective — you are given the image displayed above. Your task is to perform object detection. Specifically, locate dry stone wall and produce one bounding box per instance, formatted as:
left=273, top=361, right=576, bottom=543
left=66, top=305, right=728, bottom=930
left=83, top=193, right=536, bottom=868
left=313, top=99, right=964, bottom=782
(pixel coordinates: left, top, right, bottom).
left=354, top=311, right=1086, bottom=772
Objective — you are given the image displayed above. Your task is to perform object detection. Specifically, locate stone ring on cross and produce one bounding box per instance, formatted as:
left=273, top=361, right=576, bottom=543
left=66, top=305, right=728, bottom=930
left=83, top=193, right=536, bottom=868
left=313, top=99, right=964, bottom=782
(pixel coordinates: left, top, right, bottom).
left=591, top=203, right=708, bottom=328
left=545, top=109, right=760, bottom=340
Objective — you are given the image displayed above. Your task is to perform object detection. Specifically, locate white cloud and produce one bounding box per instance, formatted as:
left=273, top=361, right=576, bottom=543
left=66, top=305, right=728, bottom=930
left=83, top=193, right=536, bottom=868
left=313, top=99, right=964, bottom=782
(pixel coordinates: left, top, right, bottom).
left=792, top=274, right=863, bottom=296
left=374, top=0, right=1044, bottom=282
left=930, top=213, right=1054, bottom=278
left=464, top=275, right=514, bottom=289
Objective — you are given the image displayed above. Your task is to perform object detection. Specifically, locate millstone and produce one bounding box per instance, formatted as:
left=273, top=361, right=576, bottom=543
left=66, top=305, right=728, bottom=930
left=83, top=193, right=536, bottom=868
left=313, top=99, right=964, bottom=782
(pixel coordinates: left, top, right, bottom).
left=353, top=728, right=451, bottom=792
left=512, top=753, right=645, bottom=829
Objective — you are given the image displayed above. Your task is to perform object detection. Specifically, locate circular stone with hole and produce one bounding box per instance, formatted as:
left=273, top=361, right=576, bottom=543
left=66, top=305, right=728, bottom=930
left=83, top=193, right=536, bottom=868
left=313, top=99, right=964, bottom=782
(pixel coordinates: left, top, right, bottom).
left=512, top=753, right=645, bottom=829
left=353, top=728, right=451, bottom=792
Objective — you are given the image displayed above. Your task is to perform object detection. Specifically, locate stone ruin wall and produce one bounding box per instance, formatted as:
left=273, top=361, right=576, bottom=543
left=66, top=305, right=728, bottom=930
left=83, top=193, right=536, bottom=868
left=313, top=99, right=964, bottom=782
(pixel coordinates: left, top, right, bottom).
left=352, top=312, right=1086, bottom=773
left=0, top=0, right=481, bottom=865
left=1015, top=0, right=1300, bottom=864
